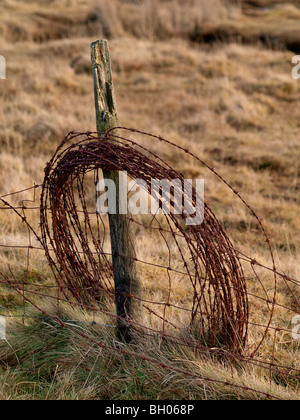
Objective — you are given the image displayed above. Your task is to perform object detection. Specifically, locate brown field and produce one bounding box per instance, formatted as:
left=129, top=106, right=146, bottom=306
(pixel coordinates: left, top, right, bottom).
left=0, top=0, right=300, bottom=400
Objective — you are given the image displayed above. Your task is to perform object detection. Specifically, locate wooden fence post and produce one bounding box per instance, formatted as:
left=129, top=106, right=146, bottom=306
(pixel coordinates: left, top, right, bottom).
left=91, top=40, right=140, bottom=342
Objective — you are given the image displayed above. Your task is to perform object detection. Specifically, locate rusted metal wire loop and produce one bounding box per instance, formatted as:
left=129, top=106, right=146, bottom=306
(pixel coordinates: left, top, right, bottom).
left=39, top=129, right=276, bottom=356
left=1, top=128, right=298, bottom=399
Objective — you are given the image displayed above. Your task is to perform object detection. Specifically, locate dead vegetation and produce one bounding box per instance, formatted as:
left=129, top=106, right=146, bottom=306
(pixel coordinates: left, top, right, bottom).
left=0, top=0, right=300, bottom=400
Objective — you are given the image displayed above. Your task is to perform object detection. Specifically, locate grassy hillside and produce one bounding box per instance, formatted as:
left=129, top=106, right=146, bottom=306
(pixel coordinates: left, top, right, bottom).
left=0, top=0, right=300, bottom=400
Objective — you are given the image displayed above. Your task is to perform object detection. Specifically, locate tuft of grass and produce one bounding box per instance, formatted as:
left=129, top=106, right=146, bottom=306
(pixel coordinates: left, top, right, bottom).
left=0, top=305, right=299, bottom=400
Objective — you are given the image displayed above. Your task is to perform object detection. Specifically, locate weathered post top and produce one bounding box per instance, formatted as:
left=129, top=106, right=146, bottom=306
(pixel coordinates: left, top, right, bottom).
left=91, top=40, right=118, bottom=133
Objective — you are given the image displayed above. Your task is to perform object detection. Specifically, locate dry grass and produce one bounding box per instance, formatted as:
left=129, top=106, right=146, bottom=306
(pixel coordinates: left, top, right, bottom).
left=0, top=0, right=300, bottom=400
left=0, top=0, right=238, bottom=43
left=0, top=303, right=299, bottom=400
left=193, top=1, right=300, bottom=53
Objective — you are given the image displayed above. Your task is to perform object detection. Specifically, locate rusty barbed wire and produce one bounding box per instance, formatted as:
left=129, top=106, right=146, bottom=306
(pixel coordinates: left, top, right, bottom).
left=0, top=128, right=299, bottom=398
left=39, top=129, right=250, bottom=355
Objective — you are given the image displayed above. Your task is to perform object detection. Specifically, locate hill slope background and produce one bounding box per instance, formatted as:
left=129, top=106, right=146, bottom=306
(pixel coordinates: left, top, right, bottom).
left=0, top=0, right=300, bottom=400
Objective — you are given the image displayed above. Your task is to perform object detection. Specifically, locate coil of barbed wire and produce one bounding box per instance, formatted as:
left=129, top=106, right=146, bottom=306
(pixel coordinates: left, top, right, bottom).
left=39, top=128, right=277, bottom=355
